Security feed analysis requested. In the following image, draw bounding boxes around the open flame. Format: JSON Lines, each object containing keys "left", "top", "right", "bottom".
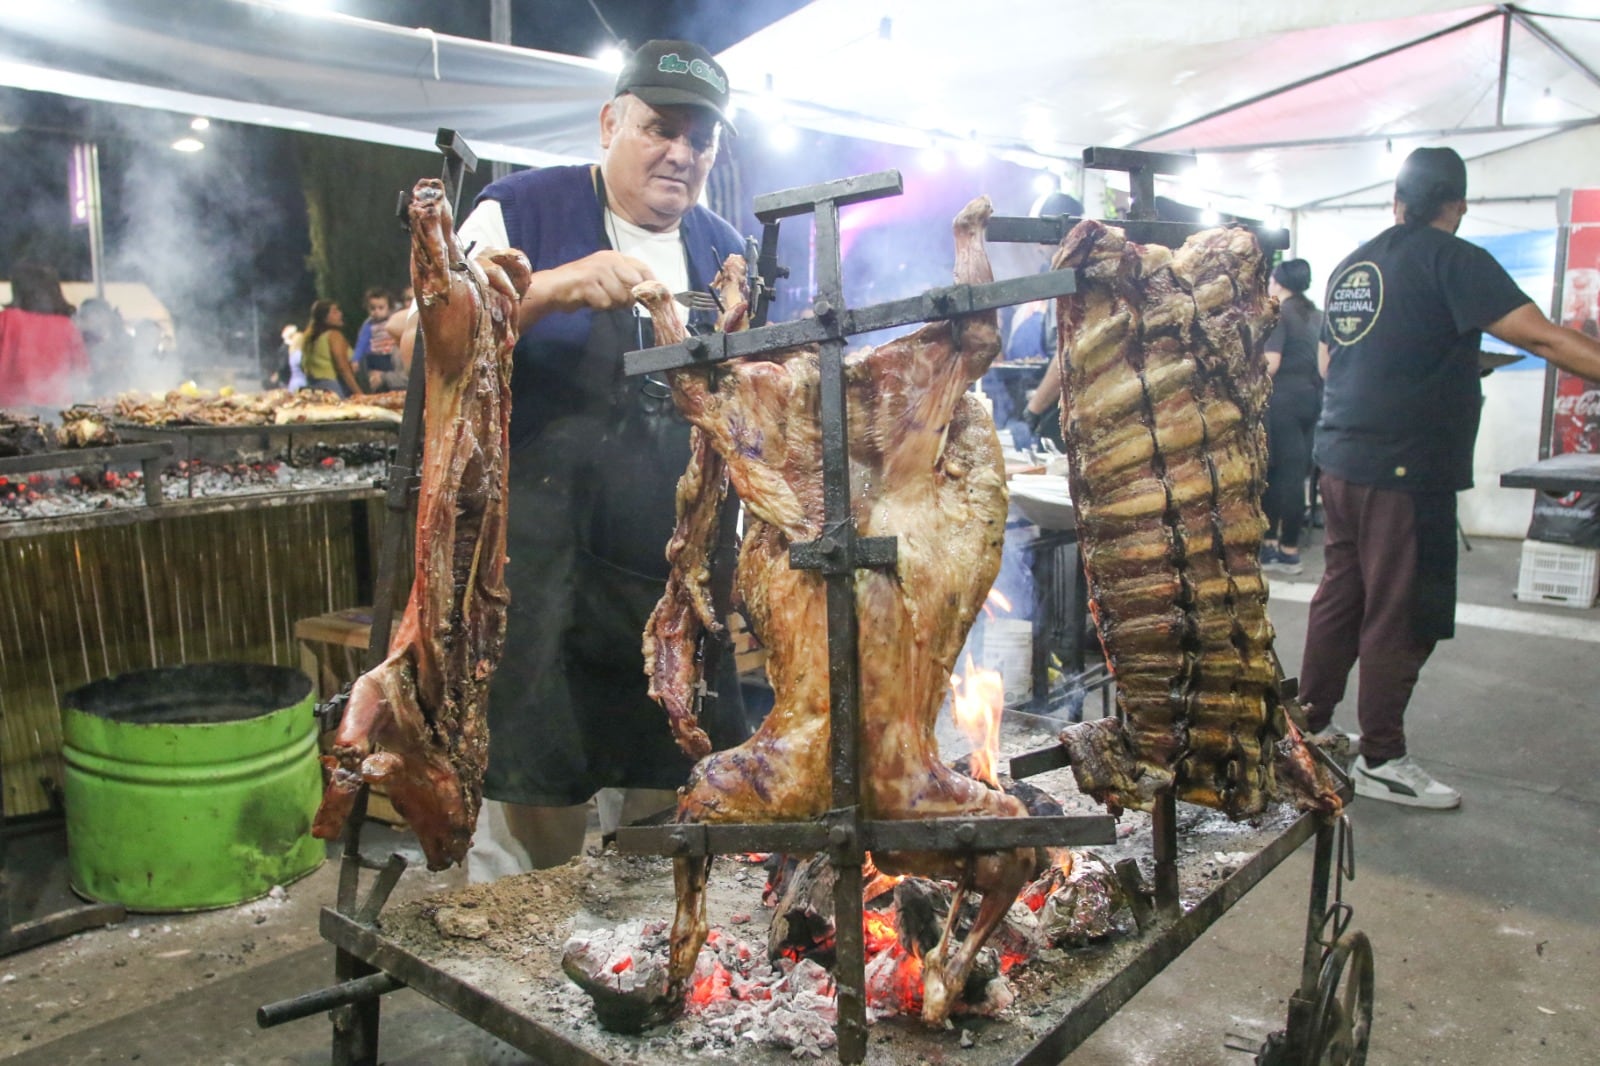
{"left": 983, "top": 587, "right": 1013, "bottom": 620}
{"left": 949, "top": 655, "right": 1005, "bottom": 788}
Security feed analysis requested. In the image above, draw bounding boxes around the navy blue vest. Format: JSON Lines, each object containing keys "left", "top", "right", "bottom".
{"left": 475, "top": 165, "right": 743, "bottom": 447}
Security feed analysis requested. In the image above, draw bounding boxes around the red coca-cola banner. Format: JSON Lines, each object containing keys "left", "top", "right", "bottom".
{"left": 1552, "top": 189, "right": 1600, "bottom": 455}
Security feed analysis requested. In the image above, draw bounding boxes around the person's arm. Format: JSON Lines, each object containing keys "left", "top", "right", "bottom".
{"left": 352, "top": 320, "right": 373, "bottom": 368}
{"left": 1262, "top": 317, "right": 1286, "bottom": 377}
{"left": 394, "top": 197, "right": 655, "bottom": 362}
{"left": 513, "top": 251, "right": 658, "bottom": 331}
{"left": 1317, "top": 341, "right": 1331, "bottom": 380}
{"left": 1025, "top": 357, "right": 1063, "bottom": 417}
{"left": 328, "top": 331, "right": 363, "bottom": 395}
{"left": 375, "top": 325, "right": 413, "bottom": 390}
{"left": 1484, "top": 303, "right": 1600, "bottom": 383}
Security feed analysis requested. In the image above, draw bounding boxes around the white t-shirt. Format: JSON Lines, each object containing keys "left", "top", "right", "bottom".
{"left": 456, "top": 200, "right": 687, "bottom": 326}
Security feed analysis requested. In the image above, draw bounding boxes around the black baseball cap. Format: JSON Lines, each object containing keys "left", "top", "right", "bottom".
{"left": 614, "top": 39, "right": 737, "bottom": 134}
{"left": 1396, "top": 147, "right": 1467, "bottom": 202}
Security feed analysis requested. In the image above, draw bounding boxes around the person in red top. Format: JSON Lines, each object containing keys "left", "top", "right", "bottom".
{"left": 0, "top": 262, "right": 90, "bottom": 408}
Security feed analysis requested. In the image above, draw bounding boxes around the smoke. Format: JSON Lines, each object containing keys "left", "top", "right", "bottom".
{"left": 93, "top": 109, "right": 310, "bottom": 397}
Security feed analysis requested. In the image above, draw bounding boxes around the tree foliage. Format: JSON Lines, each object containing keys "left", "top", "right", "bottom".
{"left": 293, "top": 133, "right": 437, "bottom": 338}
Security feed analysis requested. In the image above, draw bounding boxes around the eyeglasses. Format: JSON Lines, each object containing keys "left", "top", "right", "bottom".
{"left": 632, "top": 120, "right": 718, "bottom": 158}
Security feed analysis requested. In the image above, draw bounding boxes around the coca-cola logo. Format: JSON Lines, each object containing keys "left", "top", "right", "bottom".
{"left": 1552, "top": 389, "right": 1600, "bottom": 417}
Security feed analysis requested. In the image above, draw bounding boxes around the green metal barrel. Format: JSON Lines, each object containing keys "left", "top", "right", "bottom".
{"left": 61, "top": 662, "right": 325, "bottom": 912}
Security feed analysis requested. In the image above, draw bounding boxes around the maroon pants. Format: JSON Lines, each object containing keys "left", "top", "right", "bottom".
{"left": 1298, "top": 474, "right": 1437, "bottom": 762}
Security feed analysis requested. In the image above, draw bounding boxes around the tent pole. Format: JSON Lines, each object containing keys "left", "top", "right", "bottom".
{"left": 489, "top": 0, "right": 512, "bottom": 182}
{"left": 1497, "top": 11, "right": 1512, "bottom": 127}
{"left": 1512, "top": 7, "right": 1600, "bottom": 91}
{"left": 1184, "top": 117, "right": 1600, "bottom": 155}
{"left": 1292, "top": 124, "right": 1588, "bottom": 211}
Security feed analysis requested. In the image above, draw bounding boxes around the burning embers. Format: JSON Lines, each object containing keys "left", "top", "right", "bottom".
{"left": 562, "top": 679, "right": 1134, "bottom": 1048}
{"left": 563, "top": 845, "right": 1131, "bottom": 1047}
{"left": 0, "top": 452, "right": 387, "bottom": 521}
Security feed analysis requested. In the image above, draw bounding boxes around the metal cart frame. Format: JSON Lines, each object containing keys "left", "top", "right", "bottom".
{"left": 260, "top": 141, "right": 1373, "bottom": 1066}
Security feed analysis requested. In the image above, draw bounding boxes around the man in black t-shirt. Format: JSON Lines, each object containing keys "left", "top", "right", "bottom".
{"left": 1301, "top": 147, "right": 1600, "bottom": 809}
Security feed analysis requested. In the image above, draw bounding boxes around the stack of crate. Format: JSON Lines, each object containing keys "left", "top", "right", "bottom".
{"left": 1515, "top": 540, "right": 1599, "bottom": 608}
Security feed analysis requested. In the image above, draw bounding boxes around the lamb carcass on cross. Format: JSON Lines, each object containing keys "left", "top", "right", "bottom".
{"left": 635, "top": 195, "right": 1038, "bottom": 1024}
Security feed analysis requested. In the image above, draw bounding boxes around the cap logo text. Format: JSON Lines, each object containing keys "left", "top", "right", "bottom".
{"left": 657, "top": 53, "right": 727, "bottom": 95}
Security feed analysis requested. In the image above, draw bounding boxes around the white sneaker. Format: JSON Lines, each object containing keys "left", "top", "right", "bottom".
{"left": 1353, "top": 755, "right": 1461, "bottom": 810}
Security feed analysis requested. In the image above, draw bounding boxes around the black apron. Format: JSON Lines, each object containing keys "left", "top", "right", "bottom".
{"left": 1411, "top": 489, "right": 1458, "bottom": 644}
{"left": 484, "top": 206, "right": 747, "bottom": 807}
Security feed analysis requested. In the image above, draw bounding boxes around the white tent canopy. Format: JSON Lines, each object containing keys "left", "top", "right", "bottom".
{"left": 6, "top": 0, "right": 1591, "bottom": 537}
{"left": 0, "top": 0, "right": 612, "bottom": 167}
{"left": 5, "top": 1, "right": 1599, "bottom": 217}
{"left": 720, "top": 1, "right": 1600, "bottom": 222}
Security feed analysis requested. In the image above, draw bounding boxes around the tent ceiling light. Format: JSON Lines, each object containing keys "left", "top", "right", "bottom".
{"left": 1535, "top": 87, "right": 1560, "bottom": 122}
{"left": 171, "top": 136, "right": 204, "bottom": 152}
{"left": 189, "top": 116, "right": 209, "bottom": 131}
{"left": 596, "top": 46, "right": 625, "bottom": 72}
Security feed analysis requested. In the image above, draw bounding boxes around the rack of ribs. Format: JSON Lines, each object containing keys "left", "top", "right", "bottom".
{"left": 311, "top": 178, "right": 531, "bottom": 870}
{"left": 634, "top": 196, "right": 1042, "bottom": 1024}
{"left": 1051, "top": 219, "right": 1340, "bottom": 818}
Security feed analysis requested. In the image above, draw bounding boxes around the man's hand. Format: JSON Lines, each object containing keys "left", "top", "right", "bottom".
{"left": 1486, "top": 303, "right": 1600, "bottom": 383}
{"left": 516, "top": 250, "right": 656, "bottom": 330}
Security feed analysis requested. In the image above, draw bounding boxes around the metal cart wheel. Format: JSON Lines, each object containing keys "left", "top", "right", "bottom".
{"left": 1303, "top": 930, "right": 1374, "bottom": 1066}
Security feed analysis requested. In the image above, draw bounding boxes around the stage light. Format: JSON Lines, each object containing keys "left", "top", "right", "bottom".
{"left": 768, "top": 122, "right": 798, "bottom": 153}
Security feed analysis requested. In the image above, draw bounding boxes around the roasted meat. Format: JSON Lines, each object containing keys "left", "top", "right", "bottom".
{"left": 311, "top": 178, "right": 531, "bottom": 869}
{"left": 641, "top": 267, "right": 751, "bottom": 759}
{"left": 105, "top": 387, "right": 398, "bottom": 427}
{"left": 636, "top": 196, "right": 1039, "bottom": 1024}
{"left": 1051, "top": 220, "right": 1340, "bottom": 818}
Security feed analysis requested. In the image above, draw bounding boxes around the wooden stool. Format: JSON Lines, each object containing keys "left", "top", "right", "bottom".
{"left": 293, "top": 607, "right": 402, "bottom": 825}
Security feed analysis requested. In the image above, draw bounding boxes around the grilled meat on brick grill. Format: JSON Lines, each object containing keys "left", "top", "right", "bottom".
{"left": 1051, "top": 220, "right": 1340, "bottom": 818}
{"left": 634, "top": 196, "right": 1041, "bottom": 1025}
{"left": 311, "top": 178, "right": 530, "bottom": 869}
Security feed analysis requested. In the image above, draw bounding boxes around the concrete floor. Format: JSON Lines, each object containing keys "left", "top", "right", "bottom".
{"left": 2, "top": 536, "right": 1596, "bottom": 1064}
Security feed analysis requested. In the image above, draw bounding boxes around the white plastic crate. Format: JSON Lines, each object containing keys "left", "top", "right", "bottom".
{"left": 1515, "top": 540, "right": 1599, "bottom": 608}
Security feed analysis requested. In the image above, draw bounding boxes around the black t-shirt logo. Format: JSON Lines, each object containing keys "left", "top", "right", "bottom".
{"left": 1327, "top": 260, "right": 1383, "bottom": 346}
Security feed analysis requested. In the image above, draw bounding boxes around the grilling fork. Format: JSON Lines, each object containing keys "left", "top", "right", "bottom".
{"left": 673, "top": 290, "right": 720, "bottom": 312}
